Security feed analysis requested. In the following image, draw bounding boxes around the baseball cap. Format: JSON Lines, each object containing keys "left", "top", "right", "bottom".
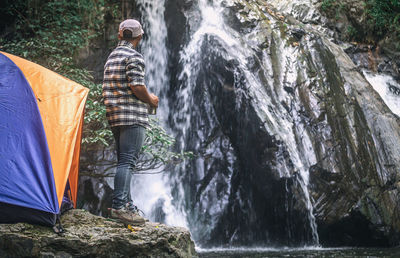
{"left": 119, "top": 19, "right": 144, "bottom": 38}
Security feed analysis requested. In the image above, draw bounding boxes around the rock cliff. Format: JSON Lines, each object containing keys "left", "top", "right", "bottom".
{"left": 266, "top": 0, "right": 400, "bottom": 246}
{"left": 162, "top": 0, "right": 400, "bottom": 246}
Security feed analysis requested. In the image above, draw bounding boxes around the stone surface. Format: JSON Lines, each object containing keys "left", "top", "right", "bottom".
{"left": 268, "top": 0, "right": 399, "bottom": 80}
{"left": 0, "top": 209, "right": 197, "bottom": 258}
{"left": 306, "top": 36, "right": 400, "bottom": 246}
{"left": 163, "top": 0, "right": 400, "bottom": 247}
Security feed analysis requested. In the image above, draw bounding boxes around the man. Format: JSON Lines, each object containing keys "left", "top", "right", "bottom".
{"left": 102, "top": 19, "right": 159, "bottom": 225}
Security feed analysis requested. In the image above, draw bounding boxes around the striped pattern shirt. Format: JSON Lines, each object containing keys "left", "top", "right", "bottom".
{"left": 102, "top": 40, "right": 149, "bottom": 128}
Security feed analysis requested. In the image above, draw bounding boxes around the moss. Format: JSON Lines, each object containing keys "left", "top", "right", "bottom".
{"left": 269, "top": 32, "right": 282, "bottom": 92}
{"left": 321, "top": 0, "right": 335, "bottom": 12}
{"left": 320, "top": 0, "right": 400, "bottom": 50}
{"left": 346, "top": 25, "right": 358, "bottom": 40}
{"left": 279, "top": 22, "right": 288, "bottom": 39}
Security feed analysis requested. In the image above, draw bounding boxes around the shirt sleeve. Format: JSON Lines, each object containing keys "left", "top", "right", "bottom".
{"left": 125, "top": 55, "right": 145, "bottom": 86}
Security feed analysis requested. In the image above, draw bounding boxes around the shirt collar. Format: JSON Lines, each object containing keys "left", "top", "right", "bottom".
{"left": 117, "top": 40, "right": 135, "bottom": 49}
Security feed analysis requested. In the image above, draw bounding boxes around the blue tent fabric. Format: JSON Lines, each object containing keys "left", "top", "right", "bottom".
{"left": 0, "top": 202, "right": 56, "bottom": 226}
{"left": 0, "top": 53, "right": 59, "bottom": 214}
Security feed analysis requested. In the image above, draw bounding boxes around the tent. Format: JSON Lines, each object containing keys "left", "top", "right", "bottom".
{"left": 0, "top": 51, "right": 89, "bottom": 226}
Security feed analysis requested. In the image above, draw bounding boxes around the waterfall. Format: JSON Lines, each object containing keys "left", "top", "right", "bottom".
{"left": 168, "top": 0, "right": 319, "bottom": 245}
{"left": 170, "top": 0, "right": 238, "bottom": 242}
{"left": 129, "top": 0, "right": 188, "bottom": 228}
{"left": 137, "top": 0, "right": 169, "bottom": 118}
{"left": 363, "top": 71, "right": 400, "bottom": 117}
{"left": 133, "top": 0, "right": 324, "bottom": 246}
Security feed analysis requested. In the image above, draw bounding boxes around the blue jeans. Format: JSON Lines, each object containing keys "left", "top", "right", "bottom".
{"left": 111, "top": 125, "right": 146, "bottom": 209}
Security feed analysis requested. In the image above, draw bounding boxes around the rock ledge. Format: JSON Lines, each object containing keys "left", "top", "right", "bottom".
{"left": 0, "top": 209, "right": 197, "bottom": 258}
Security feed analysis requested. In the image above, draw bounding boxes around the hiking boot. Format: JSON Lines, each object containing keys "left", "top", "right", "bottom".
{"left": 126, "top": 202, "right": 149, "bottom": 222}
{"left": 110, "top": 207, "right": 146, "bottom": 226}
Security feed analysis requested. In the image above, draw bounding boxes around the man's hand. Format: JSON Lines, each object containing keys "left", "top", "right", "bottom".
{"left": 130, "top": 85, "right": 159, "bottom": 107}
{"left": 149, "top": 93, "right": 159, "bottom": 107}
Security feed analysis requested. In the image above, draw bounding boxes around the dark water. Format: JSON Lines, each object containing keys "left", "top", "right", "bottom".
{"left": 197, "top": 247, "right": 400, "bottom": 258}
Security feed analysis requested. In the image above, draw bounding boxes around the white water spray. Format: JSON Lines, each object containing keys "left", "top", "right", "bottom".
{"left": 363, "top": 71, "right": 400, "bottom": 117}
{"left": 131, "top": 0, "right": 321, "bottom": 245}
{"left": 175, "top": 0, "right": 319, "bottom": 244}
{"left": 130, "top": 0, "right": 188, "bottom": 228}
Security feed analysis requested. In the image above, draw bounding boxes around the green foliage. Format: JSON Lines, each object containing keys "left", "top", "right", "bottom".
{"left": 321, "top": 0, "right": 346, "bottom": 20}
{"left": 321, "top": 0, "right": 335, "bottom": 12}
{"left": 335, "top": 3, "right": 346, "bottom": 20}
{"left": 0, "top": 0, "right": 192, "bottom": 173}
{"left": 319, "top": 0, "right": 400, "bottom": 48}
{"left": 366, "top": 0, "right": 400, "bottom": 37}
{"left": 0, "top": 0, "right": 108, "bottom": 147}
{"left": 138, "top": 118, "right": 194, "bottom": 173}
{"left": 0, "top": 0, "right": 103, "bottom": 69}
{"left": 80, "top": 118, "right": 194, "bottom": 177}
{"left": 346, "top": 25, "right": 358, "bottom": 40}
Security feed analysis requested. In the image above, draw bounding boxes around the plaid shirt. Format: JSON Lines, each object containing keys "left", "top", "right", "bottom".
{"left": 102, "top": 40, "right": 149, "bottom": 128}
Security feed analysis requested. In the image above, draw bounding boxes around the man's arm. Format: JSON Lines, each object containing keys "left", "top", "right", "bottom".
{"left": 130, "top": 85, "right": 159, "bottom": 107}
{"left": 126, "top": 56, "right": 159, "bottom": 107}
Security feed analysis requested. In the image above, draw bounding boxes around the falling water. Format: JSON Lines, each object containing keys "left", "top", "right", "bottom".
{"left": 129, "top": 0, "right": 188, "bottom": 228}
{"left": 137, "top": 0, "right": 169, "bottom": 119}
{"left": 172, "top": 0, "right": 319, "bottom": 244}
{"left": 129, "top": 0, "right": 331, "bottom": 246}
{"left": 363, "top": 71, "right": 400, "bottom": 117}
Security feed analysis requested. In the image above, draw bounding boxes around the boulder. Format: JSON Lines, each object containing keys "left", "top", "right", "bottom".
{"left": 0, "top": 209, "right": 197, "bottom": 258}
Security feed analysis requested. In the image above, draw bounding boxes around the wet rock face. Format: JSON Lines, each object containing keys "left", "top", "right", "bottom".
{"left": 318, "top": 0, "right": 366, "bottom": 41}
{"left": 163, "top": 0, "right": 400, "bottom": 247}
{"left": 304, "top": 37, "right": 400, "bottom": 246}
{"left": 343, "top": 43, "right": 400, "bottom": 82}
{"left": 164, "top": 0, "right": 316, "bottom": 246}
{"left": 267, "top": 0, "right": 400, "bottom": 82}
{"left": 0, "top": 209, "right": 197, "bottom": 258}
{"left": 190, "top": 37, "right": 314, "bottom": 246}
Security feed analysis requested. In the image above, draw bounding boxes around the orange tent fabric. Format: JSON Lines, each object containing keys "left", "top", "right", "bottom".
{"left": 1, "top": 51, "right": 89, "bottom": 208}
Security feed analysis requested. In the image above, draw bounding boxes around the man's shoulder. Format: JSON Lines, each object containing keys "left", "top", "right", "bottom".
{"left": 126, "top": 49, "right": 144, "bottom": 61}
{"left": 115, "top": 46, "right": 142, "bottom": 57}
{"left": 105, "top": 47, "right": 141, "bottom": 65}
{"left": 125, "top": 51, "right": 145, "bottom": 67}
